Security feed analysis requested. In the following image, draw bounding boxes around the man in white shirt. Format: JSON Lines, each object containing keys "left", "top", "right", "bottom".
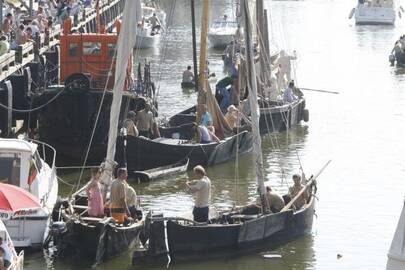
{"left": 186, "top": 165, "right": 211, "bottom": 222}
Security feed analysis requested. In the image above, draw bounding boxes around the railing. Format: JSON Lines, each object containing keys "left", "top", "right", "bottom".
{"left": 0, "top": 0, "right": 126, "bottom": 82}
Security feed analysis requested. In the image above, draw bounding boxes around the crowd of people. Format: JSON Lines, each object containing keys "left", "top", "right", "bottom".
{"left": 0, "top": 0, "right": 94, "bottom": 57}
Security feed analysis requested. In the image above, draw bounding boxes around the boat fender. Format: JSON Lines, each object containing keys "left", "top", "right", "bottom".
{"left": 348, "top": 8, "right": 355, "bottom": 19}
{"left": 303, "top": 109, "right": 309, "bottom": 122}
{"left": 389, "top": 54, "right": 396, "bottom": 65}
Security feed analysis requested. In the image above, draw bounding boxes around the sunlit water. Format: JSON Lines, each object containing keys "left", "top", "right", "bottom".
{"left": 25, "top": 0, "right": 405, "bottom": 269}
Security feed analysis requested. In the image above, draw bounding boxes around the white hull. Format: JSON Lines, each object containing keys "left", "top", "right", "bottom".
{"left": 135, "top": 33, "right": 160, "bottom": 49}
{"left": 208, "top": 34, "right": 235, "bottom": 48}
{"left": 355, "top": 6, "right": 396, "bottom": 25}
{"left": 4, "top": 216, "right": 49, "bottom": 248}
{"left": 387, "top": 256, "right": 405, "bottom": 270}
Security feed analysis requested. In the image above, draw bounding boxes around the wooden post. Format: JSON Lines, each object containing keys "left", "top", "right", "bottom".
{"left": 191, "top": 0, "right": 198, "bottom": 92}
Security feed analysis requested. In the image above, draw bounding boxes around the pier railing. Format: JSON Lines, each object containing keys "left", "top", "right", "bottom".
{"left": 0, "top": 0, "right": 125, "bottom": 82}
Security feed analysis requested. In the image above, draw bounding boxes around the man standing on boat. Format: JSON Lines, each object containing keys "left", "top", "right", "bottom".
{"left": 186, "top": 166, "right": 211, "bottom": 223}
{"left": 110, "top": 168, "right": 131, "bottom": 224}
{"left": 136, "top": 103, "right": 154, "bottom": 138}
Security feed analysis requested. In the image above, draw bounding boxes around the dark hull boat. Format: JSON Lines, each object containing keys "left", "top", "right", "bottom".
{"left": 52, "top": 193, "right": 144, "bottom": 265}
{"left": 35, "top": 87, "right": 150, "bottom": 165}
{"left": 167, "top": 97, "right": 308, "bottom": 135}
{"left": 133, "top": 185, "right": 316, "bottom": 263}
{"left": 115, "top": 130, "right": 253, "bottom": 171}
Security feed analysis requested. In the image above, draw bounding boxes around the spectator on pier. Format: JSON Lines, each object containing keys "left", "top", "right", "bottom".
{"left": 2, "top": 13, "right": 13, "bottom": 36}
{"left": 186, "top": 165, "right": 212, "bottom": 223}
{"left": 85, "top": 167, "right": 104, "bottom": 217}
{"left": 14, "top": 24, "right": 27, "bottom": 48}
{"left": 288, "top": 174, "right": 309, "bottom": 210}
{"left": 25, "top": 27, "right": 34, "bottom": 40}
{"left": 0, "top": 36, "right": 10, "bottom": 56}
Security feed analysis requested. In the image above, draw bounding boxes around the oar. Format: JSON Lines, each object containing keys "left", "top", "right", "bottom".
{"left": 281, "top": 160, "right": 332, "bottom": 212}
{"left": 300, "top": 88, "right": 339, "bottom": 95}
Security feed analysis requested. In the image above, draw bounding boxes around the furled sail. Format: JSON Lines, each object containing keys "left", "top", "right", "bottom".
{"left": 100, "top": 0, "right": 142, "bottom": 189}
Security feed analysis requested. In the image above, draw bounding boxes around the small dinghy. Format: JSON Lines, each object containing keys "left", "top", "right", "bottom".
{"left": 130, "top": 158, "right": 189, "bottom": 182}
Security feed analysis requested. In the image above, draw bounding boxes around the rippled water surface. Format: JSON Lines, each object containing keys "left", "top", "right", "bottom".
{"left": 25, "top": 0, "right": 405, "bottom": 269}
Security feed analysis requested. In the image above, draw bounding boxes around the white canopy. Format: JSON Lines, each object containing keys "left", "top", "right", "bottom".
{"left": 387, "top": 198, "right": 405, "bottom": 270}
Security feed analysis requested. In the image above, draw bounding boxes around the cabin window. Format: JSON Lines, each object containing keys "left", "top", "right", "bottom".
{"left": 69, "top": 43, "right": 79, "bottom": 57}
{"left": 83, "top": 42, "right": 102, "bottom": 56}
{"left": 0, "top": 154, "right": 21, "bottom": 186}
{"left": 108, "top": 43, "right": 116, "bottom": 58}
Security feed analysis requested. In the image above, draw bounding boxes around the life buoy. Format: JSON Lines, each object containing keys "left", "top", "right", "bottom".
{"left": 348, "top": 8, "right": 355, "bottom": 19}
{"left": 303, "top": 109, "right": 309, "bottom": 122}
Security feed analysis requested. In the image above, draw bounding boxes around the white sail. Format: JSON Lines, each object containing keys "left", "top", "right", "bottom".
{"left": 387, "top": 198, "right": 405, "bottom": 270}
{"left": 101, "top": 0, "right": 142, "bottom": 188}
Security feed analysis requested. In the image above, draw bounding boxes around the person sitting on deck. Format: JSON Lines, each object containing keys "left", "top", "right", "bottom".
{"left": 123, "top": 111, "right": 139, "bottom": 137}
{"left": 148, "top": 13, "right": 161, "bottom": 32}
{"left": 0, "top": 36, "right": 10, "bottom": 56}
{"left": 288, "top": 174, "right": 309, "bottom": 210}
{"left": 200, "top": 104, "right": 216, "bottom": 133}
{"left": 186, "top": 165, "right": 212, "bottom": 223}
{"left": 110, "top": 168, "right": 131, "bottom": 224}
{"left": 85, "top": 167, "right": 105, "bottom": 217}
{"left": 264, "top": 186, "right": 285, "bottom": 213}
{"left": 136, "top": 103, "right": 154, "bottom": 138}
{"left": 224, "top": 105, "right": 251, "bottom": 133}
{"left": 283, "top": 81, "right": 297, "bottom": 104}
{"left": 182, "top": 66, "right": 194, "bottom": 84}
{"left": 192, "top": 122, "right": 220, "bottom": 144}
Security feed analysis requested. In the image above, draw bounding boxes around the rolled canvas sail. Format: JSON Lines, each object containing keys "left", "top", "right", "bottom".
{"left": 387, "top": 198, "right": 405, "bottom": 270}
{"left": 101, "top": 0, "right": 142, "bottom": 187}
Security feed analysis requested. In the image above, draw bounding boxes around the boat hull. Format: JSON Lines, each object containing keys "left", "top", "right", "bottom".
{"left": 116, "top": 131, "right": 253, "bottom": 171}
{"left": 355, "top": 6, "right": 396, "bottom": 25}
{"left": 208, "top": 34, "right": 235, "bottom": 48}
{"left": 135, "top": 34, "right": 160, "bottom": 49}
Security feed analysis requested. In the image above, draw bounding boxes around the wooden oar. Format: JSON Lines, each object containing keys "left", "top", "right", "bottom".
{"left": 300, "top": 88, "right": 339, "bottom": 95}
{"left": 281, "top": 160, "right": 332, "bottom": 212}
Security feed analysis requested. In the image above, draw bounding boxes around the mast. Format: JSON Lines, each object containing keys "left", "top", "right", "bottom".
{"left": 257, "top": 0, "right": 267, "bottom": 86}
{"left": 100, "top": 0, "right": 142, "bottom": 193}
{"left": 243, "top": 0, "right": 267, "bottom": 212}
{"left": 191, "top": 0, "right": 199, "bottom": 91}
{"left": 196, "top": 0, "right": 210, "bottom": 122}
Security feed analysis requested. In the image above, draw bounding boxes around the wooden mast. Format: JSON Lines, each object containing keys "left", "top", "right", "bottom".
{"left": 191, "top": 0, "right": 199, "bottom": 91}
{"left": 196, "top": 0, "right": 210, "bottom": 123}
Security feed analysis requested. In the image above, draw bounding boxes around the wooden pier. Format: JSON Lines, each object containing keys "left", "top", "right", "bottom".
{"left": 0, "top": 0, "right": 125, "bottom": 82}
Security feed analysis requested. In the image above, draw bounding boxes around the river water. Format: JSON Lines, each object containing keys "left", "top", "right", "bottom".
{"left": 25, "top": 0, "right": 405, "bottom": 269}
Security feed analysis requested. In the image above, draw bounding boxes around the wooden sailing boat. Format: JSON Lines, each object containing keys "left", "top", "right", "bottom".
{"left": 132, "top": 0, "right": 323, "bottom": 263}
{"left": 50, "top": 1, "right": 145, "bottom": 265}
{"left": 116, "top": 0, "right": 253, "bottom": 172}
{"left": 167, "top": 0, "right": 309, "bottom": 135}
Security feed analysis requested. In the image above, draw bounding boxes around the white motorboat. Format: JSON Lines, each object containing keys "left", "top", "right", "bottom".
{"left": 349, "top": 0, "right": 396, "bottom": 25}
{"left": 0, "top": 138, "right": 58, "bottom": 249}
{"left": 387, "top": 197, "right": 405, "bottom": 270}
{"left": 135, "top": 23, "right": 160, "bottom": 49}
{"left": 208, "top": 17, "right": 238, "bottom": 48}
{"left": 0, "top": 219, "right": 24, "bottom": 270}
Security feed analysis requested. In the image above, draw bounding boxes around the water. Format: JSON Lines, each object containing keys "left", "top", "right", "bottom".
{"left": 26, "top": 0, "right": 405, "bottom": 269}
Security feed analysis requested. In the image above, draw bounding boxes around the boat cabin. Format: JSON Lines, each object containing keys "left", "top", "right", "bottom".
{"left": 0, "top": 139, "right": 55, "bottom": 202}
{"left": 60, "top": 18, "right": 132, "bottom": 90}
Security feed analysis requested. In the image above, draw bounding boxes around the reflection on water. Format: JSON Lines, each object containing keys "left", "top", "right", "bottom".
{"left": 25, "top": 0, "right": 405, "bottom": 269}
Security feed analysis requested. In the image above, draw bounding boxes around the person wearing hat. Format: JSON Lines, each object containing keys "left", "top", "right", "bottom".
{"left": 186, "top": 165, "right": 211, "bottom": 222}
{"left": 224, "top": 105, "right": 251, "bottom": 133}
{"left": 110, "top": 168, "right": 130, "bottom": 224}
{"left": 288, "top": 174, "right": 308, "bottom": 210}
